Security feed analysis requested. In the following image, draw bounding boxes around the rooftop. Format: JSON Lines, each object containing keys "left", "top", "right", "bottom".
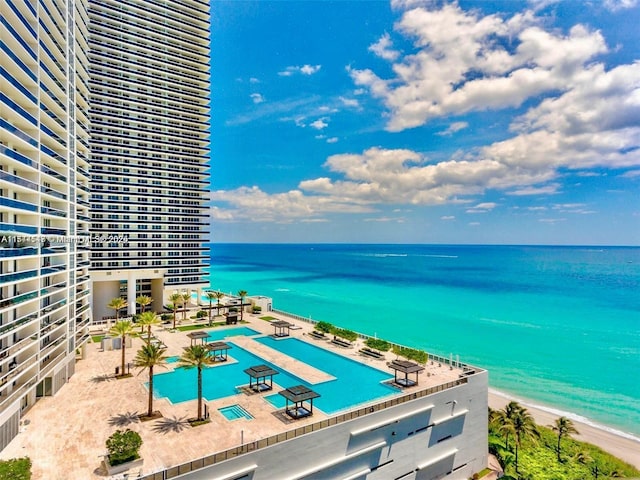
{"left": 0, "top": 310, "right": 476, "bottom": 479}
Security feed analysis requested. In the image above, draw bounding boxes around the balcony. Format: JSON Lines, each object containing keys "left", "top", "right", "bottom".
{"left": 0, "top": 247, "right": 38, "bottom": 258}
{"left": 0, "top": 337, "right": 36, "bottom": 361}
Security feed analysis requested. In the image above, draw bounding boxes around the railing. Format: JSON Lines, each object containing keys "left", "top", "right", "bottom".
{"left": 140, "top": 377, "right": 468, "bottom": 480}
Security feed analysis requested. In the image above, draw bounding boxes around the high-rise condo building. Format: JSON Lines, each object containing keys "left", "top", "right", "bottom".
{"left": 0, "top": 0, "right": 92, "bottom": 449}
{"left": 87, "top": 0, "right": 211, "bottom": 320}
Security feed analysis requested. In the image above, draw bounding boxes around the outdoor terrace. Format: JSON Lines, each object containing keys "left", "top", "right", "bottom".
{"left": 0, "top": 310, "right": 477, "bottom": 479}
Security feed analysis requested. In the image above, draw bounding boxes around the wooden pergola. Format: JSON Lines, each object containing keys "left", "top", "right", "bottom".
{"left": 206, "top": 341, "right": 231, "bottom": 362}
{"left": 388, "top": 360, "right": 425, "bottom": 387}
{"left": 271, "top": 320, "right": 292, "bottom": 338}
{"left": 244, "top": 364, "right": 279, "bottom": 392}
{"left": 279, "top": 385, "right": 320, "bottom": 419}
{"left": 186, "top": 331, "right": 209, "bottom": 346}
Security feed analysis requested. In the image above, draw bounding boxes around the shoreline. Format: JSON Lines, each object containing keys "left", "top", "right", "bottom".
{"left": 488, "top": 389, "right": 640, "bottom": 469}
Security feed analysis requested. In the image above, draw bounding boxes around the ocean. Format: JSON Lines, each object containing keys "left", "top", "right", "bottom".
{"left": 208, "top": 243, "right": 640, "bottom": 439}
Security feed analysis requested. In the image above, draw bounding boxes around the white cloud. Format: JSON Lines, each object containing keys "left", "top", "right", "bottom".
{"left": 527, "top": 206, "right": 547, "bottom": 211}
{"left": 369, "top": 33, "right": 400, "bottom": 61}
{"left": 364, "top": 216, "right": 405, "bottom": 223}
{"left": 249, "top": 77, "right": 260, "bottom": 83}
{"left": 441, "top": 215, "right": 455, "bottom": 220}
{"left": 339, "top": 96, "right": 360, "bottom": 108}
{"left": 250, "top": 93, "right": 265, "bottom": 104}
{"left": 310, "top": 118, "right": 329, "bottom": 130}
{"left": 621, "top": 169, "right": 640, "bottom": 178}
{"left": 539, "top": 218, "right": 566, "bottom": 223}
{"left": 326, "top": 137, "right": 339, "bottom": 144}
{"left": 604, "top": 0, "right": 638, "bottom": 11}
{"left": 466, "top": 202, "right": 497, "bottom": 213}
{"left": 437, "top": 121, "right": 469, "bottom": 136}
{"left": 279, "top": 64, "right": 322, "bottom": 76}
{"left": 468, "top": 222, "right": 481, "bottom": 226}
{"left": 507, "top": 184, "right": 561, "bottom": 196}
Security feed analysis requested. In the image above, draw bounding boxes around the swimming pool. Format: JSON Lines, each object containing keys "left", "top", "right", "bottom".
{"left": 206, "top": 326, "right": 259, "bottom": 341}
{"left": 219, "top": 404, "right": 253, "bottom": 421}
{"left": 151, "top": 337, "right": 397, "bottom": 413}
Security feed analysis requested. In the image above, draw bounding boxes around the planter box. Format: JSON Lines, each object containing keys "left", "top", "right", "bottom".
{"left": 102, "top": 457, "right": 143, "bottom": 476}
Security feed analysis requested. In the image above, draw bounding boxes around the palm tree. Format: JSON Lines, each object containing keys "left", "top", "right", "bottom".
{"left": 107, "top": 297, "right": 128, "bottom": 330}
{"left": 551, "top": 416, "right": 579, "bottom": 462}
{"left": 181, "top": 292, "right": 191, "bottom": 321}
{"left": 178, "top": 345, "right": 214, "bottom": 421}
{"left": 133, "top": 343, "right": 168, "bottom": 417}
{"left": 498, "top": 401, "right": 524, "bottom": 451}
{"left": 214, "top": 291, "right": 225, "bottom": 316}
{"left": 511, "top": 406, "right": 539, "bottom": 474}
{"left": 237, "top": 290, "right": 247, "bottom": 321}
{"left": 205, "top": 291, "right": 216, "bottom": 326}
{"left": 136, "top": 295, "right": 152, "bottom": 314}
{"left": 110, "top": 320, "right": 134, "bottom": 377}
{"left": 169, "top": 293, "right": 183, "bottom": 329}
{"left": 138, "top": 311, "right": 161, "bottom": 341}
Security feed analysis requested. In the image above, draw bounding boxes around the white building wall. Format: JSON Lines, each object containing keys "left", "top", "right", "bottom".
{"left": 147, "top": 372, "right": 488, "bottom": 480}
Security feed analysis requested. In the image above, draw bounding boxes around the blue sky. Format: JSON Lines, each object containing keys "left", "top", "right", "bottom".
{"left": 209, "top": 0, "right": 640, "bottom": 245}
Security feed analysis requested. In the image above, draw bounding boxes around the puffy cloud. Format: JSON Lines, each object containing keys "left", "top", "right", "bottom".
{"left": 604, "top": 0, "right": 638, "bottom": 11}
{"left": 339, "top": 96, "right": 360, "bottom": 108}
{"left": 279, "top": 64, "right": 322, "bottom": 76}
{"left": 326, "top": 137, "right": 339, "bottom": 143}
{"left": 441, "top": 215, "right": 455, "bottom": 220}
{"left": 466, "top": 202, "right": 497, "bottom": 213}
{"left": 310, "top": 118, "right": 329, "bottom": 130}
{"left": 250, "top": 93, "right": 265, "bottom": 104}
{"left": 369, "top": 33, "right": 400, "bottom": 61}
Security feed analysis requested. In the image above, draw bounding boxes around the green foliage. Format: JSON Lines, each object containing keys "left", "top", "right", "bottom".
{"left": 259, "top": 316, "right": 277, "bottom": 322}
{"left": 196, "top": 310, "right": 208, "bottom": 318}
{"left": 334, "top": 328, "right": 358, "bottom": 342}
{"left": 315, "top": 321, "right": 333, "bottom": 334}
{"left": 160, "top": 313, "right": 172, "bottom": 321}
{"left": 0, "top": 457, "right": 31, "bottom": 480}
{"left": 176, "top": 322, "right": 224, "bottom": 331}
{"left": 365, "top": 338, "right": 391, "bottom": 352}
{"left": 392, "top": 345, "right": 428, "bottom": 363}
{"left": 252, "top": 305, "right": 262, "bottom": 313}
{"left": 489, "top": 408, "right": 640, "bottom": 480}
{"left": 105, "top": 429, "right": 142, "bottom": 466}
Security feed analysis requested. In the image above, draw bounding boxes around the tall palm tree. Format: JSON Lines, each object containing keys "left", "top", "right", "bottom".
{"left": 551, "top": 416, "right": 579, "bottom": 462}
{"left": 214, "top": 291, "right": 225, "bottom": 316}
{"left": 133, "top": 343, "right": 168, "bottom": 417}
{"left": 110, "top": 320, "right": 134, "bottom": 377}
{"left": 138, "top": 311, "right": 161, "bottom": 341}
{"left": 136, "top": 295, "right": 152, "bottom": 314}
{"left": 107, "top": 297, "right": 128, "bottom": 330}
{"left": 205, "top": 291, "right": 217, "bottom": 326}
{"left": 181, "top": 292, "right": 191, "bottom": 321}
{"left": 237, "top": 290, "right": 247, "bottom": 321}
{"left": 178, "top": 345, "right": 214, "bottom": 421}
{"left": 498, "top": 401, "right": 524, "bottom": 451}
{"left": 511, "top": 406, "right": 539, "bottom": 474}
{"left": 169, "top": 293, "right": 183, "bottom": 329}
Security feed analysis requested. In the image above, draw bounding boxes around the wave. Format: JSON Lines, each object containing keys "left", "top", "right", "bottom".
{"left": 419, "top": 254, "right": 459, "bottom": 258}
{"left": 489, "top": 388, "right": 640, "bottom": 443}
{"left": 274, "top": 288, "right": 290, "bottom": 292}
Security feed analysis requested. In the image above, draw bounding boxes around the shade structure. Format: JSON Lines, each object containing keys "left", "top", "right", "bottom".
{"left": 206, "top": 341, "right": 231, "bottom": 362}
{"left": 244, "top": 364, "right": 279, "bottom": 392}
{"left": 271, "top": 320, "right": 292, "bottom": 338}
{"left": 278, "top": 385, "right": 320, "bottom": 419}
{"left": 388, "top": 360, "right": 425, "bottom": 387}
{"left": 186, "top": 331, "right": 209, "bottom": 346}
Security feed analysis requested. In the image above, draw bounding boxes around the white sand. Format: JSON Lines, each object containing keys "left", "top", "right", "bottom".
{"left": 488, "top": 390, "right": 640, "bottom": 470}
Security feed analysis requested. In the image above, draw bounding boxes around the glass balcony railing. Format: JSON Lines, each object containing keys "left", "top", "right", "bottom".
{"left": 0, "top": 197, "right": 38, "bottom": 212}
{"left": 0, "top": 269, "right": 38, "bottom": 283}
{"left": 0, "top": 118, "right": 37, "bottom": 148}
{"left": 0, "top": 223, "right": 37, "bottom": 235}
{"left": 0, "top": 170, "right": 38, "bottom": 191}
{"left": 0, "top": 247, "right": 38, "bottom": 258}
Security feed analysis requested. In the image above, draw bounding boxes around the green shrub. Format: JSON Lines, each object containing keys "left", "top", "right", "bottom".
{"left": 315, "top": 321, "right": 333, "bottom": 334}
{"left": 160, "top": 313, "right": 172, "bottom": 322}
{"left": 334, "top": 328, "right": 358, "bottom": 342}
{"left": 365, "top": 338, "right": 391, "bottom": 352}
{"left": 0, "top": 457, "right": 31, "bottom": 480}
{"left": 392, "top": 345, "right": 428, "bottom": 364}
{"left": 196, "top": 310, "right": 208, "bottom": 318}
{"left": 252, "top": 305, "right": 262, "bottom": 313}
{"left": 105, "top": 429, "right": 142, "bottom": 466}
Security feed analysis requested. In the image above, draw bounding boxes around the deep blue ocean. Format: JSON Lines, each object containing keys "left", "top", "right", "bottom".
{"left": 208, "top": 244, "right": 640, "bottom": 438}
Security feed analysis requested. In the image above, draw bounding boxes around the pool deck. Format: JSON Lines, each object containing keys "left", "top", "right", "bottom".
{"left": 0, "top": 312, "right": 465, "bottom": 480}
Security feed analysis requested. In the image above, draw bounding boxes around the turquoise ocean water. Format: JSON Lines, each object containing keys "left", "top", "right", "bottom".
{"left": 208, "top": 244, "right": 640, "bottom": 439}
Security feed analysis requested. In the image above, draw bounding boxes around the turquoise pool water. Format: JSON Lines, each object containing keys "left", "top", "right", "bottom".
{"left": 151, "top": 337, "right": 397, "bottom": 413}
{"left": 219, "top": 404, "right": 254, "bottom": 420}
{"left": 206, "top": 326, "right": 259, "bottom": 341}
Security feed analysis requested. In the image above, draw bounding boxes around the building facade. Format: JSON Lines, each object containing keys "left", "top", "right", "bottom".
{"left": 0, "top": 0, "right": 92, "bottom": 450}
{"left": 87, "top": 0, "right": 211, "bottom": 320}
{"left": 141, "top": 371, "right": 489, "bottom": 480}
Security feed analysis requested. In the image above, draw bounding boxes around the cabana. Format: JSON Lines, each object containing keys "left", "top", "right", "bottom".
{"left": 278, "top": 385, "right": 320, "bottom": 419}
{"left": 206, "top": 341, "right": 231, "bottom": 362}
{"left": 225, "top": 312, "right": 238, "bottom": 325}
{"left": 271, "top": 320, "right": 292, "bottom": 338}
{"left": 244, "top": 364, "right": 279, "bottom": 392}
{"left": 186, "top": 331, "right": 209, "bottom": 346}
{"left": 388, "top": 360, "right": 425, "bottom": 387}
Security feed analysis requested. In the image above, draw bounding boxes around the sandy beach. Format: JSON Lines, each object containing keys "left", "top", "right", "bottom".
{"left": 489, "top": 390, "right": 640, "bottom": 470}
